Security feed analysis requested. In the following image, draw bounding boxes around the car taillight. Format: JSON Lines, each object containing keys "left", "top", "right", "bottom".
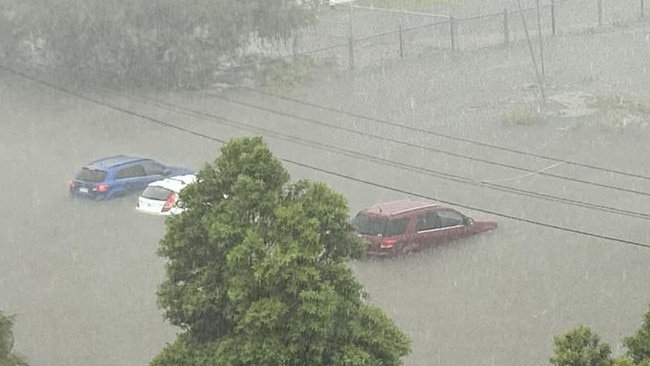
{"left": 94, "top": 183, "right": 109, "bottom": 192}
{"left": 162, "top": 193, "right": 178, "bottom": 213}
{"left": 380, "top": 238, "right": 397, "bottom": 249}
{"left": 68, "top": 180, "right": 75, "bottom": 187}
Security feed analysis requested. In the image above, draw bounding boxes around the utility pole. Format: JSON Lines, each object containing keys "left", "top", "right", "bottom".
{"left": 348, "top": 1, "right": 353, "bottom": 37}
{"left": 517, "top": 0, "right": 546, "bottom": 104}
{"left": 536, "top": 0, "right": 545, "bottom": 79}
{"left": 348, "top": 1, "right": 354, "bottom": 69}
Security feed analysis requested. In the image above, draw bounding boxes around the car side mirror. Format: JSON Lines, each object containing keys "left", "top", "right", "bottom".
{"left": 465, "top": 217, "right": 474, "bottom": 226}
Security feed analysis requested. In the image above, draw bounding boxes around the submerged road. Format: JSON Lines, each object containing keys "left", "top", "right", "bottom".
{"left": 2, "top": 24, "right": 650, "bottom": 365}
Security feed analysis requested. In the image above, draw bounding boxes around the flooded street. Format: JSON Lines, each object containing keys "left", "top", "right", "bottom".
{"left": 2, "top": 17, "right": 650, "bottom": 366}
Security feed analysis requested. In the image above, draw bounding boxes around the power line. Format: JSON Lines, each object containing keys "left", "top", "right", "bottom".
{"left": 129, "top": 93, "right": 650, "bottom": 221}
{"left": 287, "top": 159, "right": 650, "bottom": 250}
{"left": 233, "top": 86, "right": 650, "bottom": 182}
{"left": 201, "top": 91, "right": 650, "bottom": 197}
{"left": 0, "top": 65, "right": 223, "bottom": 144}
{"left": 2, "top": 64, "right": 648, "bottom": 249}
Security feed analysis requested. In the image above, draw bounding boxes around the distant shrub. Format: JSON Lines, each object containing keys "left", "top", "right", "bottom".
{"left": 501, "top": 105, "right": 543, "bottom": 126}
{"left": 258, "top": 56, "right": 318, "bottom": 93}
{"left": 0, "top": 0, "right": 320, "bottom": 90}
{"left": 587, "top": 93, "right": 650, "bottom": 116}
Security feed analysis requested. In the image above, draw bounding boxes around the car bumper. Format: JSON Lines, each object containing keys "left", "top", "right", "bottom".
{"left": 135, "top": 207, "right": 170, "bottom": 216}
{"left": 69, "top": 189, "right": 108, "bottom": 200}
{"left": 365, "top": 248, "right": 398, "bottom": 259}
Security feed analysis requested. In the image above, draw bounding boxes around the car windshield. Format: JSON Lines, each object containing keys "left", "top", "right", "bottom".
{"left": 352, "top": 213, "right": 387, "bottom": 236}
{"left": 142, "top": 186, "right": 174, "bottom": 201}
{"left": 75, "top": 167, "right": 107, "bottom": 183}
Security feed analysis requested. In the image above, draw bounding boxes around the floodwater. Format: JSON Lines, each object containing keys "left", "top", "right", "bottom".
{"left": 2, "top": 15, "right": 650, "bottom": 366}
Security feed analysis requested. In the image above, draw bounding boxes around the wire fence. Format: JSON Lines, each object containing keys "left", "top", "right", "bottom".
{"left": 239, "top": 0, "right": 648, "bottom": 72}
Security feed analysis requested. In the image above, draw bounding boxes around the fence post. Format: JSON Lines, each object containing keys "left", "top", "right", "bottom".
{"left": 503, "top": 9, "right": 509, "bottom": 46}
{"left": 348, "top": 0, "right": 354, "bottom": 69}
{"left": 597, "top": 0, "right": 603, "bottom": 26}
{"left": 348, "top": 37, "right": 355, "bottom": 69}
{"left": 551, "top": 0, "right": 556, "bottom": 35}
{"left": 641, "top": 0, "right": 645, "bottom": 18}
{"left": 398, "top": 25, "right": 404, "bottom": 58}
{"left": 449, "top": 16, "right": 456, "bottom": 51}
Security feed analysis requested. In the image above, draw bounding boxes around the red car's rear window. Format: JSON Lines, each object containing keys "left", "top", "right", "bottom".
{"left": 352, "top": 213, "right": 387, "bottom": 236}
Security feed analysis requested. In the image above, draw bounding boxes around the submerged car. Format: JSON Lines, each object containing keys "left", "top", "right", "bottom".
{"left": 135, "top": 174, "right": 196, "bottom": 216}
{"left": 69, "top": 155, "right": 194, "bottom": 200}
{"left": 352, "top": 199, "right": 497, "bottom": 258}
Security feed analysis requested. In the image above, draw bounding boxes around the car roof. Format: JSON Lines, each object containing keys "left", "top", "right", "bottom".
{"left": 147, "top": 174, "right": 196, "bottom": 192}
{"left": 86, "top": 155, "right": 150, "bottom": 170}
{"left": 361, "top": 199, "right": 442, "bottom": 217}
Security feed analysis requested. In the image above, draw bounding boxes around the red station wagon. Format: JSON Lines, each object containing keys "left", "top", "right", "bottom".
{"left": 352, "top": 199, "right": 497, "bottom": 258}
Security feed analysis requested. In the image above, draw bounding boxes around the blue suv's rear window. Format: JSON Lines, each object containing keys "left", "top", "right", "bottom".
{"left": 76, "top": 167, "right": 107, "bottom": 183}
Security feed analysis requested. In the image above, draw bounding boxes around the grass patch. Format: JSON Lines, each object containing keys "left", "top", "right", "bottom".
{"left": 257, "top": 56, "right": 317, "bottom": 94}
{"left": 501, "top": 105, "right": 543, "bottom": 126}
{"left": 586, "top": 93, "right": 650, "bottom": 116}
{"left": 585, "top": 93, "right": 650, "bottom": 133}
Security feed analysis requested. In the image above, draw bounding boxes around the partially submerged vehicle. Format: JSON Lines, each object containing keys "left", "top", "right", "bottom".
{"left": 352, "top": 199, "right": 497, "bottom": 258}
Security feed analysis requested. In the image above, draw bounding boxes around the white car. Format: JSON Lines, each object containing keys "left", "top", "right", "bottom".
{"left": 135, "top": 174, "right": 196, "bottom": 216}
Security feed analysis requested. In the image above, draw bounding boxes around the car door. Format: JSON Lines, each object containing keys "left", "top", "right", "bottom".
{"left": 414, "top": 209, "right": 445, "bottom": 251}
{"left": 140, "top": 160, "right": 166, "bottom": 181}
{"left": 415, "top": 209, "right": 468, "bottom": 250}
{"left": 130, "top": 164, "right": 150, "bottom": 190}
{"left": 115, "top": 165, "right": 148, "bottom": 193}
{"left": 435, "top": 209, "right": 468, "bottom": 243}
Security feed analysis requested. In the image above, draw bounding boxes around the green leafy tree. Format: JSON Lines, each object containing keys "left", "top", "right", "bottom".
{"left": 612, "top": 357, "right": 650, "bottom": 366}
{"left": 550, "top": 325, "right": 613, "bottom": 366}
{"left": 0, "top": 0, "right": 320, "bottom": 89}
{"left": 624, "top": 305, "right": 650, "bottom": 363}
{"left": 152, "top": 136, "right": 411, "bottom": 366}
{"left": 551, "top": 305, "right": 650, "bottom": 366}
{"left": 0, "top": 312, "right": 29, "bottom": 366}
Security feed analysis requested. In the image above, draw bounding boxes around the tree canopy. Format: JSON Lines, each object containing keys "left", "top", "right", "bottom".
{"left": 0, "top": 312, "right": 28, "bottom": 366}
{"left": 551, "top": 305, "right": 650, "bottom": 366}
{"left": 550, "top": 325, "right": 613, "bottom": 366}
{"left": 624, "top": 306, "right": 650, "bottom": 364}
{"left": 0, "top": 0, "right": 321, "bottom": 89}
{"left": 152, "top": 136, "right": 411, "bottom": 365}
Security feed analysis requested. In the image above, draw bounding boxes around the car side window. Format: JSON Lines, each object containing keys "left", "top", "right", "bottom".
{"left": 115, "top": 167, "right": 128, "bottom": 180}
{"left": 416, "top": 211, "right": 442, "bottom": 231}
{"left": 115, "top": 165, "right": 146, "bottom": 179}
{"left": 437, "top": 210, "right": 464, "bottom": 228}
{"left": 141, "top": 160, "right": 166, "bottom": 176}
{"left": 385, "top": 217, "right": 409, "bottom": 237}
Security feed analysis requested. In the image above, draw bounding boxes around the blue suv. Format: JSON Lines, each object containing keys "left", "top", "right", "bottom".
{"left": 69, "top": 155, "right": 194, "bottom": 200}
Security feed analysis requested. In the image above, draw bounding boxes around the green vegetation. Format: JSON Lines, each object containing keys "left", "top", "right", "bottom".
{"left": 550, "top": 326, "right": 613, "bottom": 366}
{"left": 151, "top": 136, "right": 411, "bottom": 365}
{"left": 0, "top": 312, "right": 29, "bottom": 366}
{"left": 0, "top": 0, "right": 321, "bottom": 90}
{"left": 551, "top": 305, "right": 650, "bottom": 366}
{"left": 587, "top": 93, "right": 650, "bottom": 117}
{"left": 258, "top": 56, "right": 318, "bottom": 94}
{"left": 501, "top": 105, "right": 543, "bottom": 126}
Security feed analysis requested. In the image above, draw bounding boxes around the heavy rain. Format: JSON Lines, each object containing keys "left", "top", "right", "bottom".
{"left": 1, "top": 0, "right": 650, "bottom": 365}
